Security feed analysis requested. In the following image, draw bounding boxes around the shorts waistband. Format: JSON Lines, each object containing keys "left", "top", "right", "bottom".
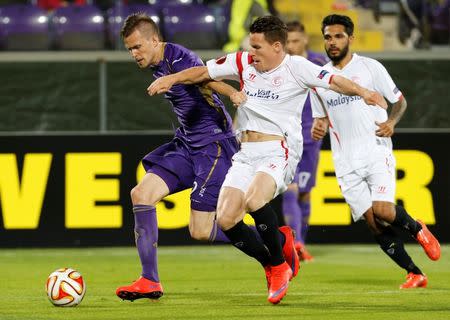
{"left": 240, "top": 140, "right": 286, "bottom": 149}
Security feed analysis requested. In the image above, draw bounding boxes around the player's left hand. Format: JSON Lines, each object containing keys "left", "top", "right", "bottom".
{"left": 147, "top": 75, "right": 176, "bottom": 96}
{"left": 230, "top": 90, "right": 247, "bottom": 108}
{"left": 363, "top": 90, "right": 388, "bottom": 109}
{"left": 375, "top": 120, "right": 395, "bottom": 137}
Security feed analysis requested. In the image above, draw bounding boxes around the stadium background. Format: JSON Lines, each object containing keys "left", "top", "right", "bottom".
{"left": 0, "top": 0, "right": 449, "bottom": 247}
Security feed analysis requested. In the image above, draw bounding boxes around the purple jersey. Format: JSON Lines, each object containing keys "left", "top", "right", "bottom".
{"left": 151, "top": 43, "right": 234, "bottom": 147}
{"left": 302, "top": 51, "right": 328, "bottom": 144}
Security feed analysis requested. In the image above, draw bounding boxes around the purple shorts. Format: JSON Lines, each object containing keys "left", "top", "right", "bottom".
{"left": 292, "top": 140, "right": 322, "bottom": 193}
{"left": 142, "top": 136, "right": 238, "bottom": 212}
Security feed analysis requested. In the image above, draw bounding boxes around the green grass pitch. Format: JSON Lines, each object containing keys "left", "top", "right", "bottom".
{"left": 0, "top": 245, "right": 449, "bottom": 320}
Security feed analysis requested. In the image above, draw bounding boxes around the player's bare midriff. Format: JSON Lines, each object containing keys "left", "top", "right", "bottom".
{"left": 241, "top": 130, "right": 285, "bottom": 143}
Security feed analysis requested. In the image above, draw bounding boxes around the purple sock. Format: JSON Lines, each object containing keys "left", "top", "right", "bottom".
{"left": 133, "top": 205, "right": 159, "bottom": 282}
{"left": 282, "top": 190, "right": 302, "bottom": 242}
{"left": 209, "top": 220, "right": 230, "bottom": 242}
{"left": 299, "top": 201, "right": 311, "bottom": 243}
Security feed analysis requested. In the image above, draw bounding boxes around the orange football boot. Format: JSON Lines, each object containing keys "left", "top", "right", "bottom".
{"left": 268, "top": 262, "right": 292, "bottom": 304}
{"left": 415, "top": 220, "right": 441, "bottom": 261}
{"left": 279, "top": 226, "right": 300, "bottom": 279}
{"left": 295, "top": 242, "right": 314, "bottom": 262}
{"left": 116, "top": 276, "right": 163, "bottom": 301}
{"left": 400, "top": 273, "right": 427, "bottom": 289}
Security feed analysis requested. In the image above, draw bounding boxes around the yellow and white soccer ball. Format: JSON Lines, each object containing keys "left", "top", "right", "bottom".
{"left": 46, "top": 268, "right": 86, "bottom": 307}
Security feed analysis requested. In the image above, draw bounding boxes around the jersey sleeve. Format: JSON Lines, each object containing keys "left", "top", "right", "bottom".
{"left": 289, "top": 56, "right": 333, "bottom": 90}
{"left": 206, "top": 52, "right": 250, "bottom": 82}
{"left": 310, "top": 89, "right": 327, "bottom": 118}
{"left": 366, "top": 59, "right": 403, "bottom": 104}
{"left": 171, "top": 49, "right": 204, "bottom": 73}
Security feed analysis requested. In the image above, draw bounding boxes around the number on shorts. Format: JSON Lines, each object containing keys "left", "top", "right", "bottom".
{"left": 298, "top": 172, "right": 311, "bottom": 189}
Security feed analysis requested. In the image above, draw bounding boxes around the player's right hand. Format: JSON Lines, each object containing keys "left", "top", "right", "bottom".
{"left": 230, "top": 90, "right": 247, "bottom": 108}
{"left": 147, "top": 75, "right": 176, "bottom": 96}
{"left": 311, "top": 117, "right": 329, "bottom": 141}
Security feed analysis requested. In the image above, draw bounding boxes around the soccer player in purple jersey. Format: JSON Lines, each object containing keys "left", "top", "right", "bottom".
{"left": 115, "top": 13, "right": 239, "bottom": 301}
{"left": 282, "top": 21, "right": 328, "bottom": 262}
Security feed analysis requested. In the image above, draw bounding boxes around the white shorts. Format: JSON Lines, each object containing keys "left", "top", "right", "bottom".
{"left": 222, "top": 140, "right": 299, "bottom": 198}
{"left": 337, "top": 147, "right": 396, "bottom": 221}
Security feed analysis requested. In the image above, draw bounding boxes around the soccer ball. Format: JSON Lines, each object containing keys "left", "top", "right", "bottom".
{"left": 46, "top": 268, "right": 86, "bottom": 307}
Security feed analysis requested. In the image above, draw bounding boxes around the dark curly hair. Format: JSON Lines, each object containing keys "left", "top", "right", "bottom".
{"left": 321, "top": 14, "right": 354, "bottom": 36}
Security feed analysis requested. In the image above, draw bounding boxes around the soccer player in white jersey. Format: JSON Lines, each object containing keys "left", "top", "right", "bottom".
{"left": 148, "top": 15, "right": 386, "bottom": 304}
{"left": 311, "top": 14, "right": 441, "bottom": 289}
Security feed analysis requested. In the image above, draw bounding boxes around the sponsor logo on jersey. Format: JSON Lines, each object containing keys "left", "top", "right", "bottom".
{"left": 248, "top": 73, "right": 256, "bottom": 81}
{"left": 317, "top": 70, "right": 329, "bottom": 79}
{"left": 172, "top": 57, "right": 183, "bottom": 65}
{"left": 393, "top": 86, "right": 399, "bottom": 94}
{"left": 245, "top": 89, "right": 279, "bottom": 100}
{"left": 215, "top": 56, "right": 227, "bottom": 65}
{"left": 326, "top": 94, "right": 362, "bottom": 107}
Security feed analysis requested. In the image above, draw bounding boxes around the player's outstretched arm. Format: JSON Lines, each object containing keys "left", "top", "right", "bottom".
{"left": 147, "top": 66, "right": 211, "bottom": 95}
{"left": 205, "top": 81, "right": 246, "bottom": 108}
{"left": 205, "top": 81, "right": 243, "bottom": 105}
{"left": 311, "top": 117, "right": 329, "bottom": 141}
{"left": 229, "top": 91, "right": 247, "bottom": 108}
{"left": 330, "top": 75, "right": 388, "bottom": 109}
{"left": 205, "top": 80, "right": 236, "bottom": 96}
{"left": 376, "top": 96, "right": 408, "bottom": 137}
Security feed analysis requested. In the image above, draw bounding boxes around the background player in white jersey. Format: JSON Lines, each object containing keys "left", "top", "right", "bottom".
{"left": 148, "top": 16, "right": 386, "bottom": 304}
{"left": 311, "top": 14, "right": 441, "bottom": 289}
{"left": 282, "top": 20, "right": 329, "bottom": 262}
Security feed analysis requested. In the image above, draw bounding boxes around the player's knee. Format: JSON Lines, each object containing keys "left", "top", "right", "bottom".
{"left": 216, "top": 200, "right": 241, "bottom": 230}
{"left": 130, "top": 186, "right": 142, "bottom": 203}
{"left": 130, "top": 185, "right": 155, "bottom": 205}
{"left": 372, "top": 202, "right": 384, "bottom": 215}
{"left": 372, "top": 202, "right": 395, "bottom": 222}
{"left": 363, "top": 209, "right": 379, "bottom": 235}
{"left": 216, "top": 213, "right": 236, "bottom": 230}
{"left": 189, "top": 227, "right": 210, "bottom": 241}
{"left": 245, "top": 194, "right": 267, "bottom": 213}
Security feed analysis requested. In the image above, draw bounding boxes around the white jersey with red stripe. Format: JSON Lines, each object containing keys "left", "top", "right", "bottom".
{"left": 311, "top": 54, "right": 403, "bottom": 177}
{"left": 206, "top": 52, "right": 333, "bottom": 160}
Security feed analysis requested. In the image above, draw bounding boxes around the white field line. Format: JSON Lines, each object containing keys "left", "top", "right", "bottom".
{"left": 227, "top": 289, "right": 450, "bottom": 297}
